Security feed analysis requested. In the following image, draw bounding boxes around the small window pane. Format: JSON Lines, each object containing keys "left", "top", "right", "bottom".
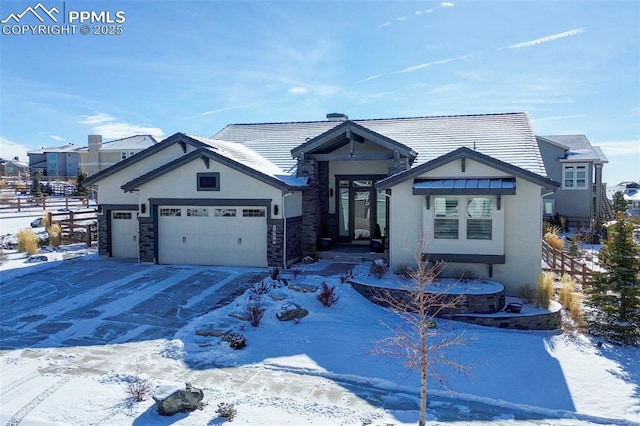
{"left": 353, "top": 180, "right": 372, "bottom": 188}
{"left": 113, "top": 212, "right": 132, "bottom": 220}
{"left": 160, "top": 208, "right": 181, "bottom": 216}
{"left": 467, "top": 198, "right": 492, "bottom": 218}
{"left": 187, "top": 208, "right": 208, "bottom": 217}
{"left": 434, "top": 198, "right": 458, "bottom": 239}
{"left": 467, "top": 219, "right": 492, "bottom": 240}
{"left": 197, "top": 172, "right": 220, "bottom": 191}
{"left": 243, "top": 208, "right": 265, "bottom": 217}
{"left": 215, "top": 208, "right": 236, "bottom": 217}
{"left": 339, "top": 180, "right": 349, "bottom": 188}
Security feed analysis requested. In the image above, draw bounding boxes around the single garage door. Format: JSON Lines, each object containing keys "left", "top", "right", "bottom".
{"left": 158, "top": 206, "right": 267, "bottom": 267}
{"left": 111, "top": 211, "right": 138, "bottom": 258}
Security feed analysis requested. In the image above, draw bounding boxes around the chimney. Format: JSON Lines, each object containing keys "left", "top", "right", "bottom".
{"left": 88, "top": 134, "right": 102, "bottom": 151}
{"left": 326, "top": 112, "right": 348, "bottom": 122}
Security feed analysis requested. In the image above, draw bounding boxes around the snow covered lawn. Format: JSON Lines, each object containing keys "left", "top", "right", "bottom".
{"left": 0, "top": 246, "right": 638, "bottom": 424}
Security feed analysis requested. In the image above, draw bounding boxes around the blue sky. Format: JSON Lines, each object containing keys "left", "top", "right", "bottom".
{"left": 0, "top": 0, "right": 638, "bottom": 184}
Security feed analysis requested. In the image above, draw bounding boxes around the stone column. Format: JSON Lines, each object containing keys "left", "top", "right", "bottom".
{"left": 297, "top": 157, "right": 319, "bottom": 254}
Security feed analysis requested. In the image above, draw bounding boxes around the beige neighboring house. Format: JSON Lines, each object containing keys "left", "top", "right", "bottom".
{"left": 84, "top": 112, "right": 560, "bottom": 295}
{"left": 78, "top": 134, "right": 159, "bottom": 177}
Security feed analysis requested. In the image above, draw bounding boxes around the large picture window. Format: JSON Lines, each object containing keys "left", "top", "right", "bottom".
{"left": 434, "top": 198, "right": 459, "bottom": 239}
{"left": 563, "top": 164, "right": 587, "bottom": 189}
{"left": 467, "top": 197, "right": 492, "bottom": 240}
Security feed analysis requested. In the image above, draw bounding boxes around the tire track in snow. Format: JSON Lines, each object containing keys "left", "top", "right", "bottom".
{"left": 3, "top": 376, "right": 69, "bottom": 426}
{"left": 0, "top": 371, "right": 40, "bottom": 405}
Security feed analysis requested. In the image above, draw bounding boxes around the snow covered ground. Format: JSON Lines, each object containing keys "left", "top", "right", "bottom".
{"left": 1, "top": 213, "right": 639, "bottom": 425}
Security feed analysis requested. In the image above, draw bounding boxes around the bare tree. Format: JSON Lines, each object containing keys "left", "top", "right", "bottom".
{"left": 372, "top": 239, "right": 469, "bottom": 426}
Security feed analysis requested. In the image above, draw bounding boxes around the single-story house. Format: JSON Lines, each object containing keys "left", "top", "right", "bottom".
{"left": 84, "top": 112, "right": 560, "bottom": 295}
{"left": 607, "top": 181, "right": 640, "bottom": 216}
{"left": 0, "top": 157, "right": 29, "bottom": 176}
{"left": 536, "top": 135, "right": 609, "bottom": 228}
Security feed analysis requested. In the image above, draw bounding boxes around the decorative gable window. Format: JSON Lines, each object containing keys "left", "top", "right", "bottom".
{"left": 121, "top": 151, "right": 135, "bottom": 160}
{"left": 434, "top": 197, "right": 459, "bottom": 239}
{"left": 467, "top": 197, "right": 492, "bottom": 240}
{"left": 563, "top": 164, "right": 587, "bottom": 189}
{"left": 197, "top": 172, "right": 220, "bottom": 191}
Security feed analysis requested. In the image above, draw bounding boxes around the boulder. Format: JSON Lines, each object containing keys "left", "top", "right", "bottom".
{"left": 153, "top": 382, "right": 204, "bottom": 416}
{"left": 301, "top": 256, "right": 316, "bottom": 264}
{"left": 276, "top": 302, "right": 309, "bottom": 321}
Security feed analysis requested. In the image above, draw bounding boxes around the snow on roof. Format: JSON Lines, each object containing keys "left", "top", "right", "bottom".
{"left": 75, "top": 135, "right": 158, "bottom": 152}
{"left": 541, "top": 134, "right": 609, "bottom": 163}
{"left": 214, "top": 112, "right": 549, "bottom": 178}
{"left": 185, "top": 134, "right": 299, "bottom": 184}
{"left": 27, "top": 143, "right": 82, "bottom": 154}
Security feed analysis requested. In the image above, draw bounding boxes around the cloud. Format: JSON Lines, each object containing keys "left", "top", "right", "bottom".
{"left": 50, "top": 135, "right": 65, "bottom": 141}
{"left": 79, "top": 113, "right": 164, "bottom": 139}
{"left": 190, "top": 105, "right": 248, "bottom": 119}
{"left": 393, "top": 58, "right": 456, "bottom": 74}
{"left": 78, "top": 113, "right": 115, "bottom": 125}
{"left": 378, "top": 22, "right": 391, "bottom": 28}
{"left": 440, "top": 2, "right": 454, "bottom": 7}
{"left": 506, "top": 28, "right": 585, "bottom": 49}
{"left": 288, "top": 86, "right": 309, "bottom": 95}
{"left": 531, "top": 114, "right": 585, "bottom": 123}
{"left": 597, "top": 140, "right": 640, "bottom": 156}
{"left": 359, "top": 74, "right": 383, "bottom": 83}
{"left": 0, "top": 137, "right": 30, "bottom": 161}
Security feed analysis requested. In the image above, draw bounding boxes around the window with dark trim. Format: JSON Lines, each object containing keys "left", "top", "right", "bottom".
{"left": 243, "top": 208, "right": 266, "bottom": 217}
{"left": 434, "top": 197, "right": 459, "bottom": 239}
{"left": 197, "top": 172, "right": 220, "bottom": 191}
{"left": 113, "top": 212, "right": 132, "bottom": 220}
{"left": 466, "top": 197, "right": 492, "bottom": 240}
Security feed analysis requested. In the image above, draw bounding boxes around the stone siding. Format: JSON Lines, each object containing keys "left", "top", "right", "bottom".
{"left": 267, "top": 219, "right": 283, "bottom": 267}
{"left": 452, "top": 310, "right": 561, "bottom": 330}
{"left": 138, "top": 217, "right": 155, "bottom": 263}
{"left": 297, "top": 158, "right": 319, "bottom": 254}
{"left": 97, "top": 213, "right": 108, "bottom": 256}
{"left": 286, "top": 216, "right": 303, "bottom": 266}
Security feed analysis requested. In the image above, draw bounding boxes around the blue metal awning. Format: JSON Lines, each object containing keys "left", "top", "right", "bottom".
{"left": 412, "top": 178, "right": 516, "bottom": 195}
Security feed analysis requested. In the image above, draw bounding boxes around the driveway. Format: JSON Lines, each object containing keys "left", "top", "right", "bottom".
{"left": 0, "top": 257, "right": 266, "bottom": 350}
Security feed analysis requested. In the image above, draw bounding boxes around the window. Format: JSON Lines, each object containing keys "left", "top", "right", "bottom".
{"left": 215, "top": 208, "right": 236, "bottom": 217}
{"left": 197, "top": 172, "right": 220, "bottom": 191}
{"left": 434, "top": 197, "right": 458, "bottom": 239}
{"left": 544, "top": 200, "right": 554, "bottom": 216}
{"left": 563, "top": 164, "right": 587, "bottom": 189}
{"left": 243, "top": 208, "right": 266, "bottom": 217}
{"left": 160, "top": 208, "right": 181, "bottom": 216}
{"left": 121, "top": 151, "right": 136, "bottom": 160}
{"left": 113, "top": 212, "right": 132, "bottom": 220}
{"left": 467, "top": 198, "right": 492, "bottom": 240}
{"left": 187, "top": 208, "right": 208, "bottom": 217}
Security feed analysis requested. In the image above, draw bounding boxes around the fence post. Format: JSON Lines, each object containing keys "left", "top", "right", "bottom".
{"left": 17, "top": 197, "right": 21, "bottom": 212}
{"left": 65, "top": 195, "right": 69, "bottom": 210}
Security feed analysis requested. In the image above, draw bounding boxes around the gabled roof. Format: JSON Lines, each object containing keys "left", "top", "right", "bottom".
{"left": 214, "top": 112, "right": 548, "bottom": 177}
{"left": 538, "top": 134, "right": 608, "bottom": 164}
{"left": 290, "top": 120, "right": 418, "bottom": 160}
{"left": 376, "top": 147, "right": 559, "bottom": 191}
{"left": 121, "top": 144, "right": 303, "bottom": 193}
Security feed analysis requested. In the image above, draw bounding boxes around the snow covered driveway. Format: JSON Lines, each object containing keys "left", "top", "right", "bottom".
{"left": 0, "top": 258, "right": 266, "bottom": 350}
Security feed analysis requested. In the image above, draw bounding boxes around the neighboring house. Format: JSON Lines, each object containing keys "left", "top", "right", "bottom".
{"left": 84, "top": 112, "right": 560, "bottom": 295}
{"left": 536, "top": 135, "right": 609, "bottom": 229}
{"left": 28, "top": 143, "right": 82, "bottom": 177}
{"left": 77, "top": 134, "right": 159, "bottom": 176}
{"left": 607, "top": 181, "right": 640, "bottom": 216}
{"left": 0, "top": 157, "right": 29, "bottom": 176}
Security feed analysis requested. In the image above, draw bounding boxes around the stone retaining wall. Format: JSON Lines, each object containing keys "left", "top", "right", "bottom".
{"left": 452, "top": 310, "right": 561, "bottom": 330}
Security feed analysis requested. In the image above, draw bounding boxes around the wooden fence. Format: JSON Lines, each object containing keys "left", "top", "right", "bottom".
{"left": 47, "top": 209, "right": 97, "bottom": 246}
{"left": 541, "top": 239, "right": 593, "bottom": 282}
{"left": 0, "top": 195, "right": 91, "bottom": 212}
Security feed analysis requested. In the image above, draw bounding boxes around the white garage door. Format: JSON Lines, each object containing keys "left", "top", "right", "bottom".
{"left": 158, "top": 206, "right": 267, "bottom": 267}
{"left": 111, "top": 211, "right": 138, "bottom": 259}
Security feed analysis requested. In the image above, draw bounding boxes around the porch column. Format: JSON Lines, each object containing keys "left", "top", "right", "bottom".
{"left": 594, "top": 163, "right": 603, "bottom": 229}
{"left": 297, "top": 158, "right": 319, "bottom": 254}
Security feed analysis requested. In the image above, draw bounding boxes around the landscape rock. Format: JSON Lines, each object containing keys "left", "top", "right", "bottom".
{"left": 301, "top": 256, "right": 316, "bottom": 264}
{"left": 153, "top": 382, "right": 204, "bottom": 416}
{"left": 25, "top": 255, "right": 48, "bottom": 263}
{"left": 276, "top": 302, "right": 309, "bottom": 321}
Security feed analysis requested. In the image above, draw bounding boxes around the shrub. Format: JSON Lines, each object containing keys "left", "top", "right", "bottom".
{"left": 222, "top": 332, "right": 246, "bottom": 350}
{"left": 47, "top": 223, "right": 62, "bottom": 247}
{"left": 518, "top": 283, "right": 536, "bottom": 304}
{"left": 316, "top": 282, "right": 339, "bottom": 307}
{"left": 536, "top": 272, "right": 554, "bottom": 309}
{"left": 339, "top": 269, "right": 353, "bottom": 284}
{"left": 17, "top": 228, "right": 39, "bottom": 254}
{"left": 250, "top": 280, "right": 270, "bottom": 296}
{"left": 290, "top": 267, "right": 301, "bottom": 280}
{"left": 246, "top": 303, "right": 265, "bottom": 327}
{"left": 127, "top": 374, "right": 153, "bottom": 402}
{"left": 559, "top": 275, "right": 583, "bottom": 325}
{"left": 568, "top": 236, "right": 580, "bottom": 258}
{"left": 270, "top": 267, "right": 280, "bottom": 281}
{"left": 395, "top": 264, "right": 415, "bottom": 280}
{"left": 369, "top": 259, "right": 387, "bottom": 279}
{"left": 216, "top": 402, "right": 237, "bottom": 421}
{"left": 544, "top": 231, "right": 565, "bottom": 251}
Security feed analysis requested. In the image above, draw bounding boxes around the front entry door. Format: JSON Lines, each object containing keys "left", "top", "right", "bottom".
{"left": 336, "top": 177, "right": 387, "bottom": 244}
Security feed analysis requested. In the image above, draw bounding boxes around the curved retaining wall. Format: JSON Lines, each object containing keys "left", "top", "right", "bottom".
{"left": 350, "top": 281, "right": 560, "bottom": 331}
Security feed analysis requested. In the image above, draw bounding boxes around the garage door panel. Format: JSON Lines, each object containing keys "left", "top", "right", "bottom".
{"left": 158, "top": 206, "right": 267, "bottom": 267}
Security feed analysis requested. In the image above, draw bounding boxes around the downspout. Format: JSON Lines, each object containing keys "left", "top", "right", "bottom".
{"left": 282, "top": 191, "right": 294, "bottom": 269}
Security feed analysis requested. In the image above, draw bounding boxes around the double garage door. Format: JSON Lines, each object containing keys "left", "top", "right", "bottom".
{"left": 157, "top": 206, "right": 267, "bottom": 267}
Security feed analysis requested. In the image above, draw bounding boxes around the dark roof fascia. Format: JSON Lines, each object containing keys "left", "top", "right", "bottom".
{"left": 376, "top": 147, "right": 560, "bottom": 191}
{"left": 83, "top": 132, "right": 203, "bottom": 186}
{"left": 290, "top": 120, "right": 417, "bottom": 160}
{"left": 121, "top": 147, "right": 295, "bottom": 193}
